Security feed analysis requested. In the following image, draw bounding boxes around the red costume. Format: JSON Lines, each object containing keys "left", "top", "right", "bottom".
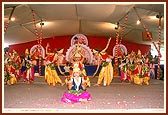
{"left": 100, "top": 52, "right": 109, "bottom": 61}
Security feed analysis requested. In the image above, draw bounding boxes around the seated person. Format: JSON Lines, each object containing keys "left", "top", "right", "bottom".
{"left": 63, "top": 62, "right": 70, "bottom": 76}
{"left": 61, "top": 67, "right": 91, "bottom": 103}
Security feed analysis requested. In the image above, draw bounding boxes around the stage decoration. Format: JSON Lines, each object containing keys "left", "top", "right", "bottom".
{"left": 157, "top": 13, "right": 162, "bottom": 79}
{"left": 134, "top": 7, "right": 163, "bottom": 79}
{"left": 119, "top": 12, "right": 129, "bottom": 44}
{"left": 114, "top": 32, "right": 119, "bottom": 66}
{"left": 4, "top": 20, "right": 10, "bottom": 33}
{"left": 113, "top": 43, "right": 127, "bottom": 57}
{"left": 38, "top": 20, "right": 43, "bottom": 76}
{"left": 71, "top": 34, "right": 88, "bottom": 46}
{"left": 32, "top": 10, "right": 44, "bottom": 75}
{"left": 113, "top": 13, "right": 128, "bottom": 67}
{"left": 32, "top": 10, "right": 40, "bottom": 44}
{"left": 30, "top": 45, "right": 45, "bottom": 58}
{"left": 133, "top": 7, "right": 161, "bottom": 57}
{"left": 65, "top": 44, "right": 93, "bottom": 64}
{"left": 4, "top": 6, "right": 16, "bottom": 34}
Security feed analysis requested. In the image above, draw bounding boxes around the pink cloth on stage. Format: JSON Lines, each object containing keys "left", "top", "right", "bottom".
{"left": 61, "top": 91, "right": 91, "bottom": 103}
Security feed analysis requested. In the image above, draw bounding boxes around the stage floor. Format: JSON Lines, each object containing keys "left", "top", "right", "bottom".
{"left": 3, "top": 76, "right": 165, "bottom": 113}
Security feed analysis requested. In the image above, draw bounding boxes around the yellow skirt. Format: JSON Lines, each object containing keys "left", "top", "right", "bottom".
{"left": 97, "top": 63, "right": 113, "bottom": 86}
{"left": 133, "top": 76, "right": 143, "bottom": 85}
{"left": 130, "top": 75, "right": 134, "bottom": 82}
{"left": 8, "top": 76, "right": 17, "bottom": 85}
{"left": 143, "top": 76, "right": 150, "bottom": 85}
{"left": 45, "top": 66, "right": 63, "bottom": 86}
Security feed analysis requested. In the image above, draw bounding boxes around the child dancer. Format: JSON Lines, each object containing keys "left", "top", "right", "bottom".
{"left": 61, "top": 67, "right": 91, "bottom": 103}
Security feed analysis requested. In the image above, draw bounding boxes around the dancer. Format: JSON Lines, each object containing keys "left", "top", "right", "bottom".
{"left": 149, "top": 58, "right": 155, "bottom": 79}
{"left": 133, "top": 59, "right": 143, "bottom": 85}
{"left": 12, "top": 50, "right": 22, "bottom": 80}
{"left": 69, "top": 43, "right": 90, "bottom": 87}
{"left": 24, "top": 49, "right": 35, "bottom": 84}
{"left": 93, "top": 37, "right": 114, "bottom": 86}
{"left": 63, "top": 62, "right": 70, "bottom": 76}
{"left": 6, "top": 58, "right": 17, "bottom": 85}
{"left": 119, "top": 58, "right": 131, "bottom": 83}
{"left": 57, "top": 49, "right": 65, "bottom": 65}
{"left": 45, "top": 43, "right": 64, "bottom": 86}
{"left": 61, "top": 67, "right": 91, "bottom": 103}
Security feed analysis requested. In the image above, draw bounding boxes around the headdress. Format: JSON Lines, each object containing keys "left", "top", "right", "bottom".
{"left": 137, "top": 50, "right": 141, "bottom": 56}
{"left": 73, "top": 67, "right": 80, "bottom": 73}
{"left": 92, "top": 49, "right": 98, "bottom": 54}
{"left": 13, "top": 50, "right": 17, "bottom": 55}
{"left": 57, "top": 48, "right": 64, "bottom": 54}
{"left": 25, "top": 48, "right": 29, "bottom": 55}
{"left": 7, "top": 58, "right": 12, "bottom": 62}
{"left": 74, "top": 52, "right": 81, "bottom": 58}
{"left": 136, "top": 58, "right": 142, "bottom": 64}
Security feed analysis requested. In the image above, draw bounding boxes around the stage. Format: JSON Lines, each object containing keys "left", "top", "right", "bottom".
{"left": 3, "top": 76, "right": 165, "bottom": 113}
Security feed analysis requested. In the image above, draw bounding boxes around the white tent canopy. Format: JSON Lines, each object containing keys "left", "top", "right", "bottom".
{"left": 3, "top": 2, "right": 165, "bottom": 46}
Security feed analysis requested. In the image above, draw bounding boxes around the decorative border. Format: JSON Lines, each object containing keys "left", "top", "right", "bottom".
{"left": 30, "top": 45, "right": 45, "bottom": 59}
{"left": 65, "top": 44, "right": 93, "bottom": 64}
{"left": 71, "top": 34, "right": 88, "bottom": 46}
{"left": 113, "top": 44, "right": 127, "bottom": 56}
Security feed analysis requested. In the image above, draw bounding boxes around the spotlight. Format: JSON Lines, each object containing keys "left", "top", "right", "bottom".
{"left": 10, "top": 17, "right": 15, "bottom": 21}
{"left": 156, "top": 15, "right": 162, "bottom": 19}
{"left": 115, "top": 22, "right": 119, "bottom": 30}
{"left": 115, "top": 27, "right": 118, "bottom": 30}
{"left": 40, "top": 22, "right": 44, "bottom": 25}
{"left": 136, "top": 20, "right": 141, "bottom": 25}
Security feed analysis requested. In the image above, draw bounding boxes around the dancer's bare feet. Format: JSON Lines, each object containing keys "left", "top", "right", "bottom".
{"left": 93, "top": 84, "right": 100, "bottom": 86}
{"left": 80, "top": 98, "right": 88, "bottom": 102}
{"left": 61, "top": 83, "right": 65, "bottom": 86}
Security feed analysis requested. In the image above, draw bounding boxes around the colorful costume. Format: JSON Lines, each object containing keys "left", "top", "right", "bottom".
{"left": 14, "top": 55, "right": 22, "bottom": 80}
{"left": 7, "top": 63, "right": 17, "bottom": 85}
{"left": 25, "top": 60, "right": 34, "bottom": 83}
{"left": 61, "top": 75, "right": 91, "bottom": 103}
{"left": 73, "top": 62, "right": 90, "bottom": 87}
{"left": 119, "top": 63, "right": 130, "bottom": 82}
{"left": 96, "top": 52, "right": 113, "bottom": 86}
{"left": 24, "top": 49, "right": 34, "bottom": 83}
{"left": 149, "top": 63, "right": 155, "bottom": 79}
{"left": 142, "top": 65, "right": 150, "bottom": 85}
{"left": 44, "top": 60, "right": 63, "bottom": 86}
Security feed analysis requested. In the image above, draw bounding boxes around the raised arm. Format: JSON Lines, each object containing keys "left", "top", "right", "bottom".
{"left": 101, "top": 37, "right": 111, "bottom": 53}
{"left": 46, "top": 43, "right": 54, "bottom": 55}
{"left": 45, "top": 43, "right": 50, "bottom": 55}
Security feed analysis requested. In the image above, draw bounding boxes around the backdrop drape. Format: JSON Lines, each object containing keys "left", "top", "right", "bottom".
{"left": 8, "top": 35, "right": 151, "bottom": 56}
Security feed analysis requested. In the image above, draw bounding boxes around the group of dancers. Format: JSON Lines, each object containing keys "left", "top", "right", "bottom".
{"left": 4, "top": 37, "right": 156, "bottom": 103}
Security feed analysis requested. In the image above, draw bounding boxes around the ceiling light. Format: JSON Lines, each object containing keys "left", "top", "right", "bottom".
{"left": 37, "top": 21, "right": 50, "bottom": 27}
{"left": 10, "top": 17, "right": 15, "bottom": 21}
{"left": 40, "top": 22, "right": 44, "bottom": 25}
{"left": 136, "top": 20, "right": 140, "bottom": 25}
{"left": 115, "top": 22, "right": 119, "bottom": 30}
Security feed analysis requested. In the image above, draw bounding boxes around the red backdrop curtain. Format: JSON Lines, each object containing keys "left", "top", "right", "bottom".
{"left": 8, "top": 35, "right": 151, "bottom": 56}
